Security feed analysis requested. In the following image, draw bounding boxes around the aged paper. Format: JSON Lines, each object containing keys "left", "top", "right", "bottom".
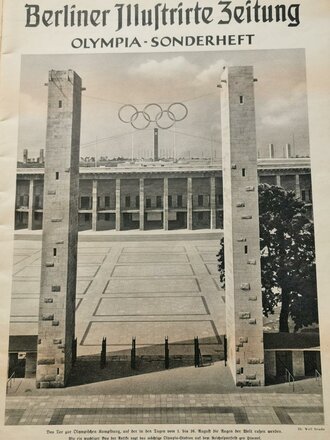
{"left": 0, "top": 0, "right": 329, "bottom": 439}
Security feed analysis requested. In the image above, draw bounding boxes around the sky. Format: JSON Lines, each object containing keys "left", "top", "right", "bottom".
{"left": 18, "top": 49, "right": 310, "bottom": 161}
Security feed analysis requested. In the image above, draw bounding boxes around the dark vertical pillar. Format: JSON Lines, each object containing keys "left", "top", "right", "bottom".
{"left": 165, "top": 337, "right": 169, "bottom": 369}
{"left": 23, "top": 149, "right": 28, "bottom": 163}
{"left": 131, "top": 337, "right": 136, "bottom": 370}
{"left": 100, "top": 337, "right": 107, "bottom": 369}
{"left": 154, "top": 128, "right": 159, "bottom": 161}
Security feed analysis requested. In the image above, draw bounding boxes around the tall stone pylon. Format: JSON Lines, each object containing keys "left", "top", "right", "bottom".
{"left": 220, "top": 66, "right": 265, "bottom": 386}
{"left": 36, "top": 70, "right": 82, "bottom": 388}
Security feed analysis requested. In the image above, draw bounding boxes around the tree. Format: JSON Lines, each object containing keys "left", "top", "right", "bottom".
{"left": 217, "top": 183, "right": 318, "bottom": 333}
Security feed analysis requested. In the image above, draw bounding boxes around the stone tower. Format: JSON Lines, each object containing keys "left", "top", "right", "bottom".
{"left": 220, "top": 66, "right": 265, "bottom": 386}
{"left": 36, "top": 70, "right": 82, "bottom": 388}
{"left": 153, "top": 128, "right": 159, "bottom": 161}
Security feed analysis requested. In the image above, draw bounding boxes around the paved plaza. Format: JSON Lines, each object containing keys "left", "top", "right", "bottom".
{"left": 5, "top": 391, "right": 324, "bottom": 425}
{"left": 6, "top": 232, "right": 324, "bottom": 425}
{"left": 10, "top": 232, "right": 225, "bottom": 359}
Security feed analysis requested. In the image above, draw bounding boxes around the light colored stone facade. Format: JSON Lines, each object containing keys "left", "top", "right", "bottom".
{"left": 36, "top": 70, "right": 82, "bottom": 388}
{"left": 221, "top": 66, "right": 265, "bottom": 386}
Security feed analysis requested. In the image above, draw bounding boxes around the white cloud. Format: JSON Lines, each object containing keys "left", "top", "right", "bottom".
{"left": 194, "top": 60, "right": 228, "bottom": 85}
{"left": 20, "top": 91, "right": 46, "bottom": 114}
{"left": 129, "top": 56, "right": 197, "bottom": 80}
{"left": 262, "top": 114, "right": 295, "bottom": 127}
{"left": 261, "top": 81, "right": 307, "bottom": 127}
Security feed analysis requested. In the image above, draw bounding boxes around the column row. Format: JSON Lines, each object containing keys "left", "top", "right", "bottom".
{"left": 91, "top": 176, "right": 218, "bottom": 231}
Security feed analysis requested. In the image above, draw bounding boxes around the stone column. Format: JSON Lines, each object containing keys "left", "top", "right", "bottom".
{"left": 187, "top": 177, "right": 193, "bottom": 230}
{"left": 269, "top": 143, "right": 274, "bottom": 158}
{"left": 139, "top": 178, "right": 144, "bottom": 231}
{"left": 210, "top": 176, "right": 216, "bottom": 229}
{"left": 276, "top": 175, "right": 281, "bottom": 187}
{"left": 153, "top": 128, "right": 159, "bottom": 161}
{"left": 264, "top": 351, "right": 276, "bottom": 380}
{"left": 92, "top": 179, "right": 98, "bottom": 231}
{"left": 295, "top": 174, "right": 301, "bottom": 199}
{"left": 115, "top": 178, "right": 121, "bottom": 231}
{"left": 292, "top": 351, "right": 305, "bottom": 377}
{"left": 220, "top": 66, "right": 265, "bottom": 386}
{"left": 25, "top": 352, "right": 37, "bottom": 378}
{"left": 37, "top": 70, "right": 82, "bottom": 388}
{"left": 28, "top": 178, "right": 34, "bottom": 230}
{"left": 163, "top": 177, "right": 169, "bottom": 230}
{"left": 285, "top": 143, "right": 292, "bottom": 158}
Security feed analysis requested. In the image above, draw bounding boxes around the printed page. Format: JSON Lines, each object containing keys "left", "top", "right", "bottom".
{"left": 0, "top": 1, "right": 329, "bottom": 439}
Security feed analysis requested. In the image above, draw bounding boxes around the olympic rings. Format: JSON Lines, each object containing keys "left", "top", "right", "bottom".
{"left": 156, "top": 110, "right": 176, "bottom": 129}
{"left": 131, "top": 111, "right": 151, "bottom": 130}
{"left": 143, "top": 103, "right": 163, "bottom": 122}
{"left": 118, "top": 102, "right": 188, "bottom": 130}
{"left": 168, "top": 102, "right": 188, "bottom": 122}
{"left": 118, "top": 104, "right": 138, "bottom": 123}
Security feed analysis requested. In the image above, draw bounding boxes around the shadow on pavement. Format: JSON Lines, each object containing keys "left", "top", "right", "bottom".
{"left": 68, "top": 337, "right": 224, "bottom": 387}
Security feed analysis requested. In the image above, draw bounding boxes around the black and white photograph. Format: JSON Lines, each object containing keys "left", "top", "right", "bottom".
{"left": 4, "top": 48, "right": 324, "bottom": 426}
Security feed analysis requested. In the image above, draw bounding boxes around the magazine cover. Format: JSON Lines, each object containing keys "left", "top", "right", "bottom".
{"left": 0, "top": 1, "right": 329, "bottom": 439}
